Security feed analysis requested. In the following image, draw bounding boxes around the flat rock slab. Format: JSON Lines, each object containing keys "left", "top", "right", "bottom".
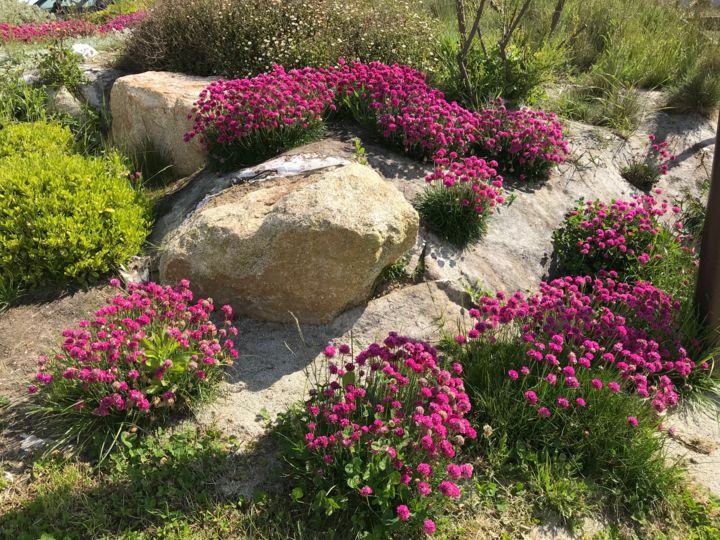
{"left": 196, "top": 280, "right": 469, "bottom": 442}
{"left": 666, "top": 399, "right": 720, "bottom": 497}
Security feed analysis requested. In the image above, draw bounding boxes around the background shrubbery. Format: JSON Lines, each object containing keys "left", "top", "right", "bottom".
{"left": 120, "top": 0, "right": 440, "bottom": 77}
{"left": 0, "top": 0, "right": 53, "bottom": 25}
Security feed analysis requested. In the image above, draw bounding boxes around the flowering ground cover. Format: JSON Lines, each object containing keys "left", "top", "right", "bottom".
{"left": 186, "top": 59, "right": 569, "bottom": 246}
{"left": 454, "top": 274, "right": 715, "bottom": 519}
{"left": 553, "top": 191, "right": 698, "bottom": 301}
{"left": 0, "top": 10, "right": 145, "bottom": 43}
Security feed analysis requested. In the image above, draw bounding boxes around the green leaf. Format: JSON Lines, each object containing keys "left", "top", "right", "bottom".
{"left": 291, "top": 487, "right": 303, "bottom": 501}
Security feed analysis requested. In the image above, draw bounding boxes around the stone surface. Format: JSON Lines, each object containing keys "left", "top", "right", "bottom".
{"left": 150, "top": 152, "right": 351, "bottom": 246}
{"left": 158, "top": 162, "right": 419, "bottom": 323}
{"left": 79, "top": 63, "right": 125, "bottom": 111}
{"left": 111, "top": 71, "right": 215, "bottom": 176}
{"left": 45, "top": 87, "right": 84, "bottom": 119}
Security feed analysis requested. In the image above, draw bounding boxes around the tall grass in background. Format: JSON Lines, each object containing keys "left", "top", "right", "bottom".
{"left": 424, "top": 0, "right": 719, "bottom": 118}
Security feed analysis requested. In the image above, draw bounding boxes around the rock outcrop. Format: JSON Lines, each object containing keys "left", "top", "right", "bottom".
{"left": 158, "top": 162, "right": 419, "bottom": 323}
{"left": 111, "top": 71, "right": 214, "bottom": 176}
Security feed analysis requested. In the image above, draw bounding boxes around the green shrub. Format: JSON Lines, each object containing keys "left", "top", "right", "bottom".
{"left": 0, "top": 122, "right": 149, "bottom": 291}
{"left": 0, "top": 0, "right": 53, "bottom": 25}
{"left": 0, "top": 120, "right": 72, "bottom": 157}
{"left": 119, "top": 0, "right": 440, "bottom": 78}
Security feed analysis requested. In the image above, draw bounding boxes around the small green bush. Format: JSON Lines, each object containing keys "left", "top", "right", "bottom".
{"left": 0, "top": 122, "right": 149, "bottom": 291}
{"left": 0, "top": 0, "right": 53, "bottom": 25}
{"left": 120, "top": 0, "right": 440, "bottom": 78}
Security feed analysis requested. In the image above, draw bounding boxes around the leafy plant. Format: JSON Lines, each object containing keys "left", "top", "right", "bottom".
{"left": 37, "top": 42, "right": 86, "bottom": 94}
{"left": 0, "top": 122, "right": 150, "bottom": 291}
{"left": 27, "top": 281, "right": 238, "bottom": 458}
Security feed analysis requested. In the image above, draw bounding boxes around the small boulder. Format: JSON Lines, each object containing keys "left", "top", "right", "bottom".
{"left": 158, "top": 162, "right": 419, "bottom": 323}
{"left": 111, "top": 71, "right": 214, "bottom": 176}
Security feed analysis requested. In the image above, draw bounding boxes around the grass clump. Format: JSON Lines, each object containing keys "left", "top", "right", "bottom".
{"left": 0, "top": 121, "right": 149, "bottom": 293}
{"left": 416, "top": 182, "right": 490, "bottom": 247}
{"left": 120, "top": 0, "right": 440, "bottom": 78}
{"left": 547, "top": 72, "right": 640, "bottom": 135}
{"left": 667, "top": 50, "right": 720, "bottom": 116}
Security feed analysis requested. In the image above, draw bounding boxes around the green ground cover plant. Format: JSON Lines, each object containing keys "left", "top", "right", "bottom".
{"left": 0, "top": 121, "right": 149, "bottom": 294}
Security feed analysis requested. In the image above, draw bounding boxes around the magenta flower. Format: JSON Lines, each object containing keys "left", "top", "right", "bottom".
{"left": 396, "top": 504, "right": 410, "bottom": 521}
{"left": 359, "top": 485, "right": 373, "bottom": 496}
{"left": 627, "top": 416, "right": 639, "bottom": 427}
{"left": 439, "top": 480, "right": 461, "bottom": 499}
{"left": 423, "top": 519, "right": 437, "bottom": 534}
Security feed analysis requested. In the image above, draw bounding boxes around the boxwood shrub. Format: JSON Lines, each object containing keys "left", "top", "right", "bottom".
{"left": 0, "top": 122, "right": 150, "bottom": 291}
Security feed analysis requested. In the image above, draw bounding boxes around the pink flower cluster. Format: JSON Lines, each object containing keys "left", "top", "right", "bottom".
{"left": 294, "top": 333, "right": 476, "bottom": 535}
{"left": 0, "top": 10, "right": 145, "bottom": 43}
{"left": 425, "top": 152, "right": 505, "bottom": 215}
{"left": 462, "top": 275, "right": 709, "bottom": 419}
{"left": 558, "top": 192, "right": 692, "bottom": 274}
{"left": 186, "top": 59, "right": 569, "bottom": 180}
{"left": 647, "top": 134, "right": 677, "bottom": 176}
{"left": 184, "top": 65, "right": 337, "bottom": 146}
{"left": 28, "top": 280, "right": 238, "bottom": 419}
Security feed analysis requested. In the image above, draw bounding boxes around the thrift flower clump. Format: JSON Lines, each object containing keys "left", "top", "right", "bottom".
{"left": 463, "top": 275, "right": 709, "bottom": 417}
{"left": 0, "top": 11, "right": 145, "bottom": 43}
{"left": 552, "top": 192, "right": 695, "bottom": 282}
{"left": 186, "top": 59, "right": 569, "bottom": 179}
{"left": 279, "top": 333, "right": 476, "bottom": 536}
{"left": 29, "top": 280, "right": 238, "bottom": 450}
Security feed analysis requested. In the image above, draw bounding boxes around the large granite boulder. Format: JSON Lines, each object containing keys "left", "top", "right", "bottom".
{"left": 111, "top": 71, "right": 214, "bottom": 176}
{"left": 158, "top": 162, "right": 419, "bottom": 323}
